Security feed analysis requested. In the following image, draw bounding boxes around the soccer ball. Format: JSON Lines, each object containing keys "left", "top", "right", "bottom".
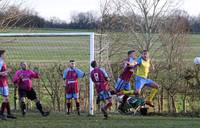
{"left": 194, "top": 57, "right": 200, "bottom": 64}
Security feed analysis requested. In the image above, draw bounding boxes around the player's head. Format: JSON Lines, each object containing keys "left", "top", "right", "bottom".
{"left": 91, "top": 60, "right": 97, "bottom": 68}
{"left": 0, "top": 49, "right": 6, "bottom": 59}
{"left": 69, "top": 60, "right": 75, "bottom": 68}
{"left": 20, "top": 61, "right": 28, "bottom": 70}
{"left": 141, "top": 50, "right": 149, "bottom": 60}
{"left": 128, "top": 50, "right": 136, "bottom": 58}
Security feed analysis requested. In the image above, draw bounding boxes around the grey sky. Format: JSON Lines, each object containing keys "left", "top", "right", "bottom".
{"left": 25, "top": 0, "right": 200, "bottom": 21}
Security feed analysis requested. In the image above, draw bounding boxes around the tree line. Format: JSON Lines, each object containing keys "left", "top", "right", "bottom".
{"left": 1, "top": 5, "right": 200, "bottom": 32}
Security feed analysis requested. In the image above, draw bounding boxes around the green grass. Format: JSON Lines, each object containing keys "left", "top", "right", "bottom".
{"left": 1, "top": 112, "right": 200, "bottom": 128}
{"left": 0, "top": 36, "right": 90, "bottom": 62}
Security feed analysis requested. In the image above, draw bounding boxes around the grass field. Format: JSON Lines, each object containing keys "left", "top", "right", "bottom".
{"left": 0, "top": 29, "right": 200, "bottom": 127}
{"left": 0, "top": 36, "right": 90, "bottom": 63}
{"left": 1, "top": 112, "right": 200, "bottom": 128}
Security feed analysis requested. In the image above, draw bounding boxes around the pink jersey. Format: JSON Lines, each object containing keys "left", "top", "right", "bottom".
{"left": 65, "top": 70, "right": 79, "bottom": 93}
{"left": 12, "top": 69, "right": 39, "bottom": 91}
{"left": 0, "top": 64, "right": 8, "bottom": 87}
{"left": 91, "top": 67, "right": 109, "bottom": 94}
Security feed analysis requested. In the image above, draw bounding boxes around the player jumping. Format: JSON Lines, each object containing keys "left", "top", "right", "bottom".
{"left": 134, "top": 50, "right": 159, "bottom": 107}
{"left": 114, "top": 50, "right": 137, "bottom": 112}
{"left": 90, "top": 60, "right": 112, "bottom": 119}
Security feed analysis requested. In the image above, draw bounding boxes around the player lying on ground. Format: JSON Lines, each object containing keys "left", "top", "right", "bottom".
{"left": 63, "top": 60, "right": 85, "bottom": 115}
{"left": 134, "top": 50, "right": 159, "bottom": 107}
{"left": 0, "top": 50, "right": 16, "bottom": 120}
{"left": 113, "top": 50, "right": 137, "bottom": 112}
{"left": 12, "top": 62, "right": 49, "bottom": 117}
{"left": 90, "top": 60, "right": 112, "bottom": 119}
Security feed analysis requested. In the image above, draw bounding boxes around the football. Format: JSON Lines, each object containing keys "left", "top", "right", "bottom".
{"left": 194, "top": 57, "right": 200, "bottom": 64}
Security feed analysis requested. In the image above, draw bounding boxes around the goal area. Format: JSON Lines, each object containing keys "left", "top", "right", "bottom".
{"left": 0, "top": 32, "right": 95, "bottom": 115}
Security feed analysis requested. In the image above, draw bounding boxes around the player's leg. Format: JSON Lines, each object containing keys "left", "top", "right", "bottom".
{"left": 100, "top": 91, "right": 112, "bottom": 119}
{"left": 18, "top": 89, "right": 27, "bottom": 116}
{"left": 0, "top": 86, "right": 16, "bottom": 119}
{"left": 122, "top": 82, "right": 131, "bottom": 104}
{"left": 66, "top": 93, "right": 72, "bottom": 115}
{"left": 0, "top": 96, "right": 8, "bottom": 120}
{"left": 134, "top": 76, "right": 145, "bottom": 96}
{"left": 28, "top": 88, "right": 49, "bottom": 117}
{"left": 118, "top": 81, "right": 131, "bottom": 112}
{"left": 114, "top": 78, "right": 124, "bottom": 94}
{"left": 145, "top": 79, "right": 159, "bottom": 107}
{"left": 74, "top": 93, "right": 80, "bottom": 115}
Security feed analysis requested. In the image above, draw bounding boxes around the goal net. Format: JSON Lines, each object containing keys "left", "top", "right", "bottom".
{"left": 0, "top": 32, "right": 95, "bottom": 115}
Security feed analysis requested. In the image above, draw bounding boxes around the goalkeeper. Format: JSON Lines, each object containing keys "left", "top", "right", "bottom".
{"left": 13, "top": 62, "right": 50, "bottom": 117}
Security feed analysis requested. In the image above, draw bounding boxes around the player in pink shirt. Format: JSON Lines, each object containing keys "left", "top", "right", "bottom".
{"left": 90, "top": 60, "right": 112, "bottom": 119}
{"left": 13, "top": 62, "right": 49, "bottom": 117}
{"left": 0, "top": 50, "right": 16, "bottom": 120}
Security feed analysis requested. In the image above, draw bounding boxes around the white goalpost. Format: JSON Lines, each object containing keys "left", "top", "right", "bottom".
{"left": 0, "top": 32, "right": 95, "bottom": 115}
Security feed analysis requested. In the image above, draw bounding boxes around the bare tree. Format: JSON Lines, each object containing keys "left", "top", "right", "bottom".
{"left": 99, "top": 0, "right": 181, "bottom": 52}
{"left": 0, "top": 0, "right": 25, "bottom": 31}
{"left": 158, "top": 10, "right": 189, "bottom": 113}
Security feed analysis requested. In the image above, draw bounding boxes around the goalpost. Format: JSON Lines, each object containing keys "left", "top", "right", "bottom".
{"left": 0, "top": 32, "right": 95, "bottom": 115}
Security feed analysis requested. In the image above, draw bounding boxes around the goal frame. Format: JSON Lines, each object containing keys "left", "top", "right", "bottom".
{"left": 0, "top": 32, "right": 95, "bottom": 115}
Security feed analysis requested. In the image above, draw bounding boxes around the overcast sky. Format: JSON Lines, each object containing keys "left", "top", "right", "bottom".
{"left": 25, "top": 0, "right": 200, "bottom": 21}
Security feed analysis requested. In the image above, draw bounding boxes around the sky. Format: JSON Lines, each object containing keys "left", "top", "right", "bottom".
{"left": 24, "top": 0, "right": 200, "bottom": 22}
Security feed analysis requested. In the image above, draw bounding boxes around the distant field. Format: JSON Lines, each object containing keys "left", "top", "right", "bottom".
{"left": 0, "top": 28, "right": 200, "bottom": 64}
{"left": 1, "top": 112, "right": 200, "bottom": 128}
{"left": 3, "top": 28, "right": 95, "bottom": 33}
{"left": 0, "top": 36, "right": 90, "bottom": 64}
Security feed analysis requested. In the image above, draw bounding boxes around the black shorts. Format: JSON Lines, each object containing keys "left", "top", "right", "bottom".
{"left": 18, "top": 88, "right": 37, "bottom": 101}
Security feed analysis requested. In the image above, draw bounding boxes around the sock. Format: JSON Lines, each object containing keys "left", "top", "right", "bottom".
{"left": 122, "top": 90, "right": 135, "bottom": 96}
{"left": 147, "top": 88, "right": 158, "bottom": 101}
{"left": 36, "top": 101, "right": 44, "bottom": 115}
{"left": 6, "top": 102, "right": 11, "bottom": 115}
{"left": 76, "top": 102, "right": 80, "bottom": 112}
{"left": 20, "top": 101, "right": 26, "bottom": 111}
{"left": 0, "top": 102, "right": 6, "bottom": 115}
{"left": 67, "top": 103, "right": 71, "bottom": 113}
{"left": 103, "top": 102, "right": 112, "bottom": 110}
